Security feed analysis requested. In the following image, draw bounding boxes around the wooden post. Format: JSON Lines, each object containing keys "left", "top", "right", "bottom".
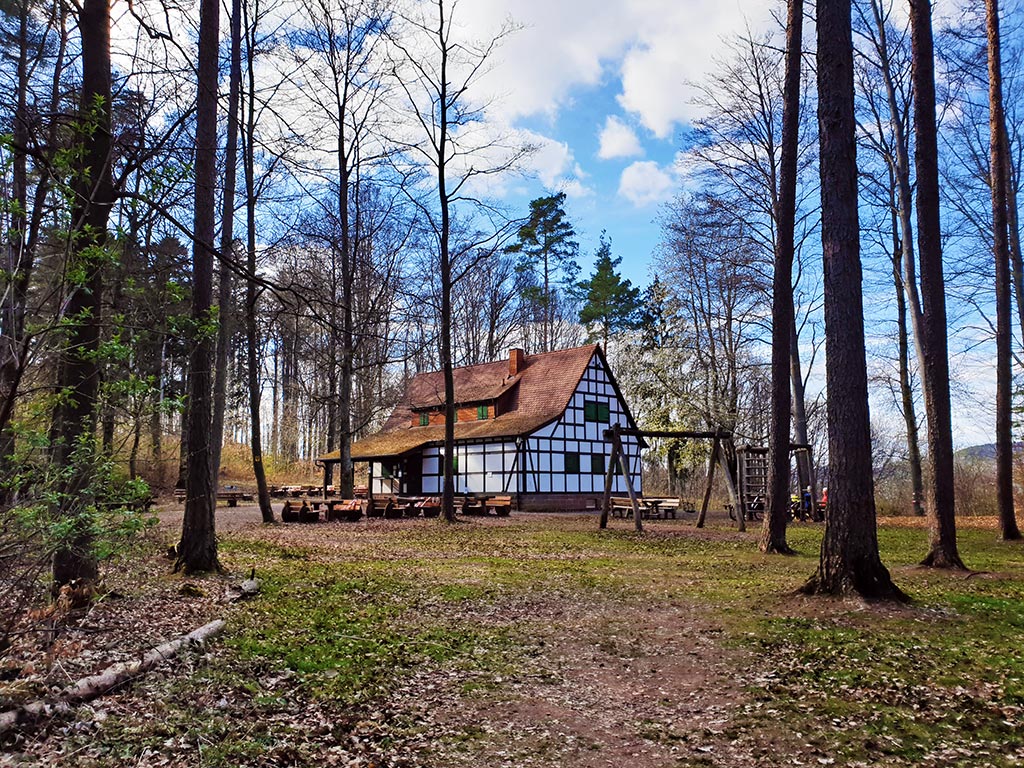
{"left": 317, "top": 460, "right": 327, "bottom": 500}
{"left": 696, "top": 430, "right": 720, "bottom": 528}
{"left": 600, "top": 429, "right": 619, "bottom": 529}
{"left": 719, "top": 439, "right": 744, "bottom": 532}
{"left": 611, "top": 425, "right": 643, "bottom": 532}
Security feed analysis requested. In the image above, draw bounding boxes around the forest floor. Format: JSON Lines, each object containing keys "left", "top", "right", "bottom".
{"left": 2, "top": 507, "right": 1023, "bottom": 767}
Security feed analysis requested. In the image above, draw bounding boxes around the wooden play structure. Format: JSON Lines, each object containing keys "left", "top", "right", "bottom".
{"left": 599, "top": 425, "right": 816, "bottom": 532}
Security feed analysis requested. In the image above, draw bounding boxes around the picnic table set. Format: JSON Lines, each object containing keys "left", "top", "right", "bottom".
{"left": 278, "top": 492, "right": 513, "bottom": 523}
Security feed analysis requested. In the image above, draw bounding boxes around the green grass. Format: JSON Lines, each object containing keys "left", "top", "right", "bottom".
{"left": 38, "top": 517, "right": 1024, "bottom": 766}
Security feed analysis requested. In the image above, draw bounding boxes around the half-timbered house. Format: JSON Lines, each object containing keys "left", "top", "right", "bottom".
{"left": 319, "top": 344, "right": 643, "bottom": 510}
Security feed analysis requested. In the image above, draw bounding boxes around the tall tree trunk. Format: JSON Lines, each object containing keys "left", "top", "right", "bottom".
{"left": 437, "top": 4, "right": 457, "bottom": 523}
{"left": 129, "top": 413, "right": 142, "bottom": 481}
{"left": 210, "top": 0, "right": 244, "bottom": 480}
{"left": 51, "top": 0, "right": 115, "bottom": 589}
{"left": 789, "top": 318, "right": 819, "bottom": 517}
{"left": 335, "top": 99, "right": 354, "bottom": 499}
{"left": 800, "top": 0, "right": 904, "bottom": 600}
{"left": 865, "top": 0, "right": 925, "bottom": 517}
{"left": 909, "top": 0, "right": 964, "bottom": 568}
{"left": 986, "top": 0, "right": 1022, "bottom": 541}
{"left": 175, "top": 392, "right": 189, "bottom": 489}
{"left": 243, "top": 0, "right": 273, "bottom": 523}
{"left": 1008, "top": 154, "right": 1024, "bottom": 341}
{"left": 177, "top": 0, "right": 221, "bottom": 573}
{"left": 891, "top": 205, "right": 925, "bottom": 516}
{"left": 761, "top": 0, "right": 803, "bottom": 555}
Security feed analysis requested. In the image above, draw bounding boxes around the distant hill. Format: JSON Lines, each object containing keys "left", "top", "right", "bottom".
{"left": 955, "top": 443, "right": 1022, "bottom": 461}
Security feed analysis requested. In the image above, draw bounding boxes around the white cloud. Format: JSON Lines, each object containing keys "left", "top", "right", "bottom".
{"left": 452, "top": 0, "right": 776, "bottom": 135}
{"left": 598, "top": 116, "right": 644, "bottom": 160}
{"left": 618, "top": 161, "right": 674, "bottom": 207}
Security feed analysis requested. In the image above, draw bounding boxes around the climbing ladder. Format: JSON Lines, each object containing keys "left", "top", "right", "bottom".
{"left": 736, "top": 445, "right": 768, "bottom": 519}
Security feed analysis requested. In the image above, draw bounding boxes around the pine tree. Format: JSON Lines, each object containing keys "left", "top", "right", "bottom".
{"left": 578, "top": 234, "right": 641, "bottom": 349}
{"left": 507, "top": 193, "right": 579, "bottom": 352}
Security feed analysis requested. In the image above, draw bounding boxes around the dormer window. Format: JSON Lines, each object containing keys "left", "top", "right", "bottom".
{"left": 477, "top": 405, "right": 488, "bottom": 420}
{"left": 419, "top": 413, "right": 429, "bottom": 426}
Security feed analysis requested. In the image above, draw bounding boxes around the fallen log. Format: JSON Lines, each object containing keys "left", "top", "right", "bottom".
{"left": 0, "top": 618, "right": 226, "bottom": 735}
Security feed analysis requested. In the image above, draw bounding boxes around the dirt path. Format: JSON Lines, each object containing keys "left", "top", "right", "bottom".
{"left": 375, "top": 602, "right": 733, "bottom": 766}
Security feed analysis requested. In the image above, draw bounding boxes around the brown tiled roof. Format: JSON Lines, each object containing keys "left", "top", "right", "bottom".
{"left": 319, "top": 345, "right": 602, "bottom": 461}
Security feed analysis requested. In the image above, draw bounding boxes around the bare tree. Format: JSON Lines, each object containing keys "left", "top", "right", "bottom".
{"left": 177, "top": 0, "right": 221, "bottom": 572}
{"left": 800, "top": 0, "right": 905, "bottom": 600}
{"left": 854, "top": 0, "right": 926, "bottom": 517}
{"left": 210, "top": 0, "right": 246, "bottom": 482}
{"left": 909, "top": 0, "right": 964, "bottom": 569}
{"left": 985, "top": 0, "right": 1022, "bottom": 540}
{"left": 291, "top": 0, "right": 393, "bottom": 499}
{"left": 762, "top": 0, "right": 804, "bottom": 555}
{"left": 389, "top": 0, "right": 528, "bottom": 521}
{"left": 688, "top": 24, "right": 821, "bottom": 523}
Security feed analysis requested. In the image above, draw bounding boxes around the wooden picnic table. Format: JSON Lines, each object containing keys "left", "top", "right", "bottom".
{"left": 459, "top": 493, "right": 493, "bottom": 515}
{"left": 610, "top": 497, "right": 678, "bottom": 520}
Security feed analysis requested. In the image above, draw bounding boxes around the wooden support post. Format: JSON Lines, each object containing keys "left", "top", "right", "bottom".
{"left": 600, "top": 432, "right": 618, "bottom": 529}
{"left": 696, "top": 430, "right": 720, "bottom": 528}
{"left": 610, "top": 425, "right": 642, "bottom": 532}
{"left": 718, "top": 439, "right": 744, "bottom": 532}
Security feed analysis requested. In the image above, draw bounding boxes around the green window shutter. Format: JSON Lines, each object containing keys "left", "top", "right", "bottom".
{"left": 565, "top": 452, "right": 580, "bottom": 473}
{"left": 381, "top": 464, "right": 392, "bottom": 479}
{"left": 452, "top": 454, "right": 459, "bottom": 473}
{"left": 419, "top": 413, "right": 429, "bottom": 426}
{"left": 477, "top": 404, "right": 488, "bottom": 420}
{"left": 598, "top": 402, "right": 611, "bottom": 423}
{"left": 584, "top": 401, "right": 597, "bottom": 422}
{"left": 591, "top": 454, "right": 605, "bottom": 475}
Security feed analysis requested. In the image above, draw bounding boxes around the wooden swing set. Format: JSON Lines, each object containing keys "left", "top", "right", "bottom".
{"left": 599, "top": 424, "right": 813, "bottom": 533}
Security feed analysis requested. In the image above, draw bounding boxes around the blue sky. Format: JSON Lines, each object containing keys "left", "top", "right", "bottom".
{"left": 449, "top": 0, "right": 998, "bottom": 447}
{"left": 456, "top": 0, "right": 779, "bottom": 287}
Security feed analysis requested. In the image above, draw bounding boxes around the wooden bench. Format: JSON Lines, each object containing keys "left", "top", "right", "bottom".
{"left": 368, "top": 495, "right": 402, "bottom": 519}
{"left": 460, "top": 496, "right": 486, "bottom": 516}
{"left": 418, "top": 497, "right": 441, "bottom": 518}
{"left": 281, "top": 499, "right": 298, "bottom": 522}
{"left": 609, "top": 497, "right": 667, "bottom": 520}
{"left": 174, "top": 489, "right": 253, "bottom": 507}
{"left": 610, "top": 497, "right": 636, "bottom": 518}
{"left": 298, "top": 501, "right": 319, "bottom": 523}
{"left": 395, "top": 497, "right": 423, "bottom": 518}
{"left": 327, "top": 499, "right": 363, "bottom": 522}
{"left": 218, "top": 491, "right": 254, "bottom": 507}
{"left": 488, "top": 495, "right": 513, "bottom": 517}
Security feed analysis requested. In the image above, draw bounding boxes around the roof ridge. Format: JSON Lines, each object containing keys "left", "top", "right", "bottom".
{"left": 406, "top": 343, "right": 601, "bottom": 379}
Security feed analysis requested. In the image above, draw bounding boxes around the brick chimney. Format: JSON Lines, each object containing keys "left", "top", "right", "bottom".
{"left": 509, "top": 348, "right": 525, "bottom": 376}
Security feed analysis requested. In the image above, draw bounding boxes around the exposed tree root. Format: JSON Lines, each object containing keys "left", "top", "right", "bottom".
{"left": 919, "top": 550, "right": 968, "bottom": 570}
{"left": 760, "top": 541, "right": 797, "bottom": 556}
{"left": 798, "top": 570, "right": 910, "bottom": 603}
